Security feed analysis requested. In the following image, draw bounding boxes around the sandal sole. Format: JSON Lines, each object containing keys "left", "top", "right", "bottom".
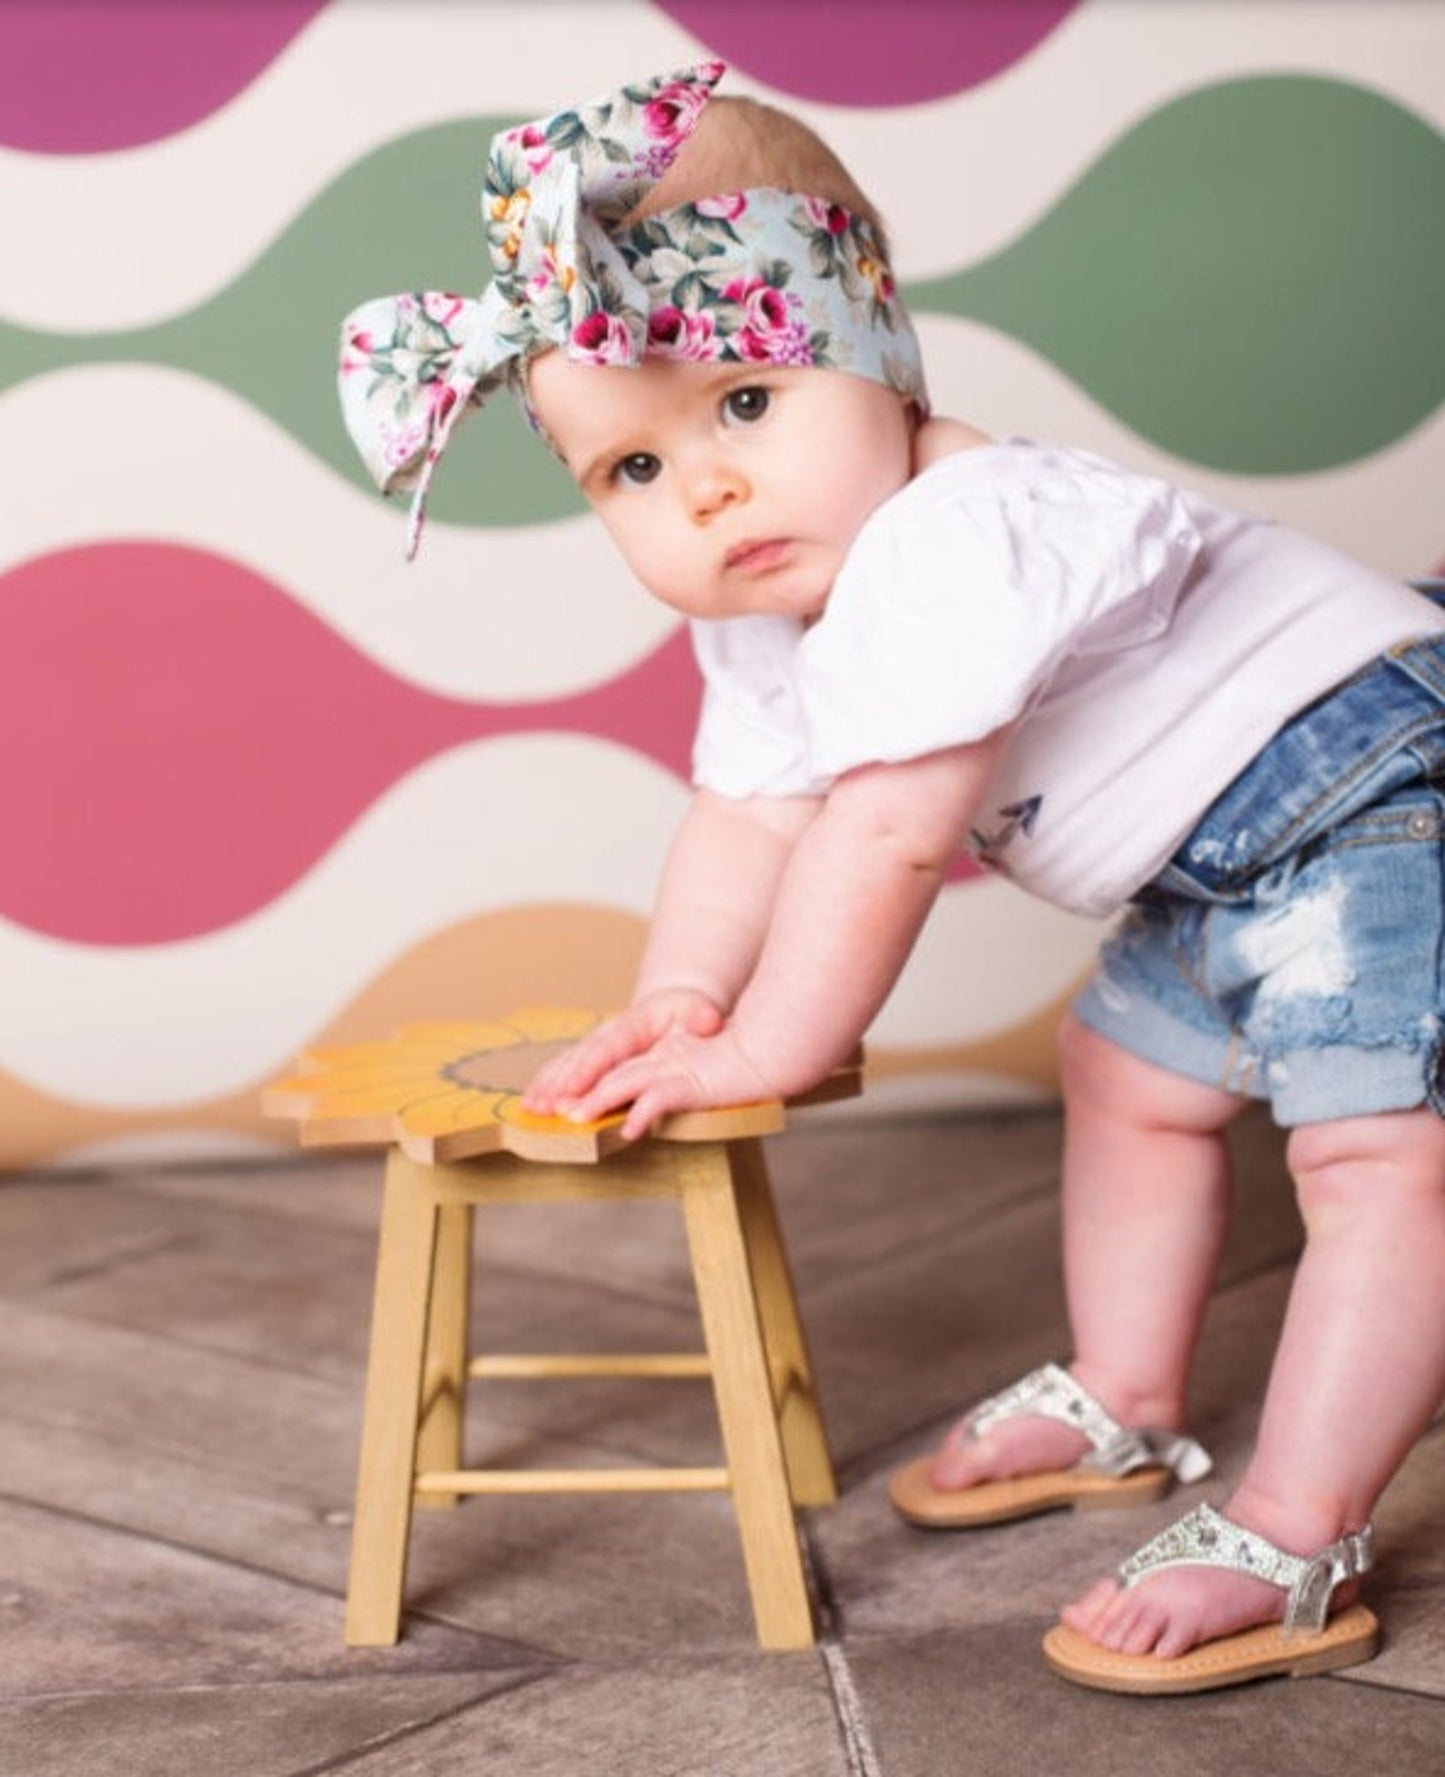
{"left": 887, "top": 1455, "right": 1172, "bottom": 1528}
{"left": 1041, "top": 1604, "right": 1381, "bottom": 1695}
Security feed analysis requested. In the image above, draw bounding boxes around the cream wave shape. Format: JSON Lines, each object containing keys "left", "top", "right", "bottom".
{"left": 1, "top": 1, "right": 1440, "bottom": 330}
{"left": 0, "top": 734, "right": 1101, "bottom": 1108}
{"left": 0, "top": 366, "right": 674, "bottom": 704}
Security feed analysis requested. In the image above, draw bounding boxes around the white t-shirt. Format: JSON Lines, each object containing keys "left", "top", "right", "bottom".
{"left": 691, "top": 440, "right": 1444, "bottom": 917}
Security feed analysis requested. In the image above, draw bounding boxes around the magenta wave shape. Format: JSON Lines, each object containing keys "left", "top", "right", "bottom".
{"left": 0, "top": 1, "right": 329, "bottom": 153}
{"left": 654, "top": 0, "right": 1080, "bottom": 105}
{"left": 1, "top": 541, "right": 980, "bottom": 946}
{"left": 0, "top": 542, "right": 705, "bottom": 945}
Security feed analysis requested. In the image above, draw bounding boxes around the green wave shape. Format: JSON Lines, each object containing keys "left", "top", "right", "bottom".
{"left": 2, "top": 78, "right": 1441, "bottom": 525}
{"left": 0, "top": 116, "right": 580, "bottom": 528}
{"left": 912, "top": 75, "right": 1445, "bottom": 472}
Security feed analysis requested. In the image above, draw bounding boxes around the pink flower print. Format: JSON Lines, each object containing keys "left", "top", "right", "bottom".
{"left": 723, "top": 278, "right": 814, "bottom": 365}
{"left": 526, "top": 247, "right": 576, "bottom": 302}
{"left": 421, "top": 293, "right": 466, "bottom": 330}
{"left": 805, "top": 195, "right": 851, "bottom": 236}
{"left": 723, "top": 277, "right": 785, "bottom": 324}
{"left": 647, "top": 306, "right": 718, "bottom": 361}
{"left": 519, "top": 124, "right": 555, "bottom": 174}
{"left": 501, "top": 122, "right": 554, "bottom": 176}
{"left": 424, "top": 381, "right": 459, "bottom": 428}
{"left": 382, "top": 377, "right": 459, "bottom": 470}
{"left": 570, "top": 310, "right": 635, "bottom": 365}
{"left": 340, "top": 323, "right": 374, "bottom": 376}
{"left": 381, "top": 417, "right": 427, "bottom": 472}
{"left": 696, "top": 192, "right": 748, "bottom": 223}
{"left": 643, "top": 77, "right": 710, "bottom": 154}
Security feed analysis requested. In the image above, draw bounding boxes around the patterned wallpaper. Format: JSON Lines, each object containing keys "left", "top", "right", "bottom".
{"left": 1, "top": 1, "right": 1441, "bottom": 1166}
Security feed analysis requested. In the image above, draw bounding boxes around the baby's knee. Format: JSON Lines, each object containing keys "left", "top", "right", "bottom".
{"left": 1058, "top": 1014, "right": 1240, "bottom": 1136}
{"left": 1286, "top": 1107, "right": 1445, "bottom": 1222}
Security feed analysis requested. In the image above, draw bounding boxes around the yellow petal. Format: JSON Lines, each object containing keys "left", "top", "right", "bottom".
{"left": 395, "top": 1020, "right": 527, "bottom": 1049}
{"left": 501, "top": 1007, "right": 601, "bottom": 1044}
{"left": 398, "top": 1089, "right": 505, "bottom": 1139}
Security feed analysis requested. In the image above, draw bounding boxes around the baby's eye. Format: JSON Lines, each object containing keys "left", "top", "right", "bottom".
{"left": 613, "top": 452, "right": 662, "bottom": 487}
{"left": 723, "top": 386, "right": 770, "bottom": 425}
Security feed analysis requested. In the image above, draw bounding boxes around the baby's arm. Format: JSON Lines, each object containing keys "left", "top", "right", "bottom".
{"left": 522, "top": 787, "right": 821, "bottom": 1110}
{"left": 554, "top": 731, "right": 1007, "bottom": 1137}
{"left": 632, "top": 787, "right": 823, "bottom": 1009}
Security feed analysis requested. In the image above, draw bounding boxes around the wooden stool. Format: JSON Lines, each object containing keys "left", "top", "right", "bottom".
{"left": 263, "top": 1009, "right": 853, "bottom": 1651}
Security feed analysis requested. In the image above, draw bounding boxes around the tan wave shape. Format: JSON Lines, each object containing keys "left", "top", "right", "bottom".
{"left": 867, "top": 989, "right": 1073, "bottom": 1094}
{"left": 0, "top": 906, "right": 1069, "bottom": 1170}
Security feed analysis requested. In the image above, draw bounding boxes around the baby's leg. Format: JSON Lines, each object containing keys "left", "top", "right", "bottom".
{"left": 931, "top": 1018, "right": 1242, "bottom": 1488}
{"left": 1064, "top": 1103, "right": 1445, "bottom": 1657}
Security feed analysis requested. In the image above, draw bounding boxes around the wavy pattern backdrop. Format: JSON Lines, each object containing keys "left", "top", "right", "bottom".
{"left": 1, "top": 1, "right": 1442, "bottom": 1167}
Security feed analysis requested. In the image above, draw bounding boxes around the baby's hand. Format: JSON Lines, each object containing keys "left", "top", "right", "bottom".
{"left": 553, "top": 1022, "right": 778, "bottom": 1142}
{"left": 520, "top": 988, "right": 724, "bottom": 1117}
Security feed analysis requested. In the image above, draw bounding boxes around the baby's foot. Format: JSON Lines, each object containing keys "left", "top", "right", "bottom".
{"left": 928, "top": 1408, "right": 1090, "bottom": 1491}
{"left": 891, "top": 1364, "right": 1201, "bottom": 1529}
{"left": 927, "top": 1364, "right": 1174, "bottom": 1492}
{"left": 1061, "top": 1564, "right": 1284, "bottom": 1660}
{"left": 1059, "top": 1498, "right": 1359, "bottom": 1660}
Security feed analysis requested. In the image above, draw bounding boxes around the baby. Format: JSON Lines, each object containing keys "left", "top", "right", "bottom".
{"left": 340, "top": 63, "right": 1445, "bottom": 1694}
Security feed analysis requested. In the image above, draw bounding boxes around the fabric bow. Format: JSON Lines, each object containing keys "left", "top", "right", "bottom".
{"left": 339, "top": 62, "right": 725, "bottom": 557}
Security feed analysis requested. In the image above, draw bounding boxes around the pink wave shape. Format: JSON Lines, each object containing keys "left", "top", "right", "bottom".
{"left": 654, "top": 0, "right": 1080, "bottom": 105}
{"left": 0, "top": 542, "right": 703, "bottom": 944}
{"left": 0, "top": 542, "right": 979, "bottom": 946}
{"left": 0, "top": 1, "right": 329, "bottom": 153}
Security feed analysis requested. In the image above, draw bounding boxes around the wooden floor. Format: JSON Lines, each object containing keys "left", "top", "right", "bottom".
{"left": 1, "top": 1105, "right": 1440, "bottom": 1775}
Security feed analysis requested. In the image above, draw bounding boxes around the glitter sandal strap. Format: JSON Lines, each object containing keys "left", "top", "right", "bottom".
{"left": 1116, "top": 1502, "right": 1375, "bottom": 1635}
{"left": 968, "top": 1363, "right": 1212, "bottom": 1484}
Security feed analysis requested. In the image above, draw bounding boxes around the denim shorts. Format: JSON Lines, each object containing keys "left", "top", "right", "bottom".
{"left": 1072, "top": 626, "right": 1445, "bottom": 1126}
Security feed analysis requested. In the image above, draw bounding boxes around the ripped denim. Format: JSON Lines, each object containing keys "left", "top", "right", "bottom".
{"left": 1072, "top": 631, "right": 1445, "bottom": 1125}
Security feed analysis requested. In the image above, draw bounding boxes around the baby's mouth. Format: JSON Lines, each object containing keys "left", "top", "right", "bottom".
{"left": 725, "top": 538, "right": 791, "bottom": 573}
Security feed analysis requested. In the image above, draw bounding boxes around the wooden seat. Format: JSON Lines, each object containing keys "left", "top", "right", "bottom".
{"left": 263, "top": 1009, "right": 851, "bottom": 1651}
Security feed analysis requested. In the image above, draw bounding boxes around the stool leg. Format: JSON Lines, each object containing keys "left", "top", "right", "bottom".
{"left": 680, "top": 1145, "right": 815, "bottom": 1650}
{"left": 345, "top": 1150, "right": 439, "bottom": 1647}
{"left": 415, "top": 1201, "right": 472, "bottom": 1509}
{"left": 728, "top": 1140, "right": 837, "bottom": 1507}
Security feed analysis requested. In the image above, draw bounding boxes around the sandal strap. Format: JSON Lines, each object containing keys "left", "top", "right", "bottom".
{"left": 968, "top": 1363, "right": 1212, "bottom": 1484}
{"left": 1116, "top": 1503, "right": 1375, "bottom": 1635}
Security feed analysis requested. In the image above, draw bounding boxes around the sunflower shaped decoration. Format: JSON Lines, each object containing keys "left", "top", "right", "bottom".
{"left": 263, "top": 1006, "right": 857, "bottom": 1165}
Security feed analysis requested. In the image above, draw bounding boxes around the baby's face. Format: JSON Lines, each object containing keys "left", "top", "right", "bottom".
{"left": 527, "top": 354, "right": 914, "bottom": 623}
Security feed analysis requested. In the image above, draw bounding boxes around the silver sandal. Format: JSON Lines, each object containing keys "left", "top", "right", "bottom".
{"left": 1044, "top": 1502, "right": 1381, "bottom": 1693}
{"left": 889, "top": 1362, "right": 1212, "bottom": 1528}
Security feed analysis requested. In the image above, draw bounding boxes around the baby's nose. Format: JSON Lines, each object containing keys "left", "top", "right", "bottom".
{"left": 685, "top": 455, "right": 748, "bottom": 520}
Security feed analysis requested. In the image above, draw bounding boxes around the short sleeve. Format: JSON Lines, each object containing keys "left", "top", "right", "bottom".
{"left": 690, "top": 615, "right": 832, "bottom": 798}
{"left": 798, "top": 442, "right": 1203, "bottom": 778}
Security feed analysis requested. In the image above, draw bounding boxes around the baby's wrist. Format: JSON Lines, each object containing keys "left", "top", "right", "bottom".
{"left": 722, "top": 1014, "right": 826, "bottom": 1102}
{"left": 632, "top": 980, "right": 728, "bottom": 1017}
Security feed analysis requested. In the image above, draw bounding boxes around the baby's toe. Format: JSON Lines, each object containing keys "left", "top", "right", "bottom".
{"left": 1060, "top": 1576, "right": 1120, "bottom": 1636}
{"left": 926, "top": 1438, "right": 992, "bottom": 1491}
{"left": 1107, "top": 1594, "right": 1167, "bottom": 1657}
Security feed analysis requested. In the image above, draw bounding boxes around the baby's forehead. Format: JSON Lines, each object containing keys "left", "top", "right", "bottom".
{"left": 528, "top": 353, "right": 770, "bottom": 439}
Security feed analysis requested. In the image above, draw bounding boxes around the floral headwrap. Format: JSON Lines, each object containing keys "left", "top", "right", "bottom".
{"left": 338, "top": 61, "right": 925, "bottom": 556}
